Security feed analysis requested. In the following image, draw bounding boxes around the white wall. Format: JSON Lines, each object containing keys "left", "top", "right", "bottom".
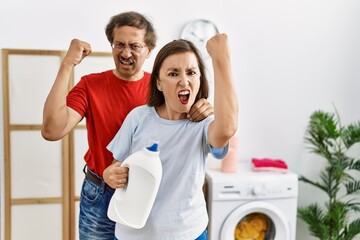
{"left": 1, "top": 0, "right": 360, "bottom": 239}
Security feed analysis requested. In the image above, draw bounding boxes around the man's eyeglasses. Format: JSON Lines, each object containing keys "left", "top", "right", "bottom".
{"left": 111, "top": 42, "right": 147, "bottom": 53}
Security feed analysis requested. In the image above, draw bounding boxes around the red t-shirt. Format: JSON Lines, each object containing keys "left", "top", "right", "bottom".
{"left": 67, "top": 70, "right": 150, "bottom": 177}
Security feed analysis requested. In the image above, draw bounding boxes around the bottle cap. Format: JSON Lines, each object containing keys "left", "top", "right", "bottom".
{"left": 146, "top": 143, "right": 159, "bottom": 152}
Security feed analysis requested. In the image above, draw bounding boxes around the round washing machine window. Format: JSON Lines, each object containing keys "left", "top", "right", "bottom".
{"left": 234, "top": 212, "right": 275, "bottom": 239}
{"left": 220, "top": 201, "right": 290, "bottom": 240}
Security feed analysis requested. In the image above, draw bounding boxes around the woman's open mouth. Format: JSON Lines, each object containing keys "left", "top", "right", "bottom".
{"left": 178, "top": 90, "right": 190, "bottom": 104}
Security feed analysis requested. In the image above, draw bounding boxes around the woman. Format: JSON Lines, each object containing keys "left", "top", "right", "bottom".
{"left": 107, "top": 33, "right": 238, "bottom": 240}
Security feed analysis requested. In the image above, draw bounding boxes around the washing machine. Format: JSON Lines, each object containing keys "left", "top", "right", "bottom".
{"left": 205, "top": 161, "right": 298, "bottom": 240}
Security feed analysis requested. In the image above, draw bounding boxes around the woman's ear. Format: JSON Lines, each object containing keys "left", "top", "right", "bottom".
{"left": 157, "top": 79, "right": 162, "bottom": 91}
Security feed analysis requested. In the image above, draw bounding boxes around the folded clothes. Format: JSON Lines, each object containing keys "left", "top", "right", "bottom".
{"left": 251, "top": 158, "right": 288, "bottom": 173}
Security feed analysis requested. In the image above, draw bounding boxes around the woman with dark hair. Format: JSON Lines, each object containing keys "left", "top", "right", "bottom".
{"left": 107, "top": 34, "right": 238, "bottom": 240}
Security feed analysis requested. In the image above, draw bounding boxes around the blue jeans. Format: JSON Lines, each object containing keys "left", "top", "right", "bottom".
{"left": 79, "top": 170, "right": 115, "bottom": 240}
{"left": 114, "top": 229, "right": 207, "bottom": 240}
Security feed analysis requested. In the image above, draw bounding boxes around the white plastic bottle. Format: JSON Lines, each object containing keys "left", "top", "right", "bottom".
{"left": 107, "top": 142, "right": 162, "bottom": 229}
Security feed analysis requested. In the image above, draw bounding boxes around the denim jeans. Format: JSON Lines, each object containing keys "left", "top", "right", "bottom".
{"left": 79, "top": 171, "right": 115, "bottom": 240}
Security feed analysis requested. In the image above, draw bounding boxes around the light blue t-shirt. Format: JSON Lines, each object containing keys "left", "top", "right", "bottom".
{"left": 107, "top": 105, "right": 228, "bottom": 240}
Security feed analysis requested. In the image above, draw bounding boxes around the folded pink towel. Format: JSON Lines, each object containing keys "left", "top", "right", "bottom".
{"left": 251, "top": 158, "right": 288, "bottom": 173}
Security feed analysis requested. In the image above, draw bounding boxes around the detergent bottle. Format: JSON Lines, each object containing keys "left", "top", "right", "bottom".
{"left": 107, "top": 141, "right": 162, "bottom": 229}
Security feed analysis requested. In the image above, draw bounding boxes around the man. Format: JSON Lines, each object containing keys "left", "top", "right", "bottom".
{"left": 41, "top": 11, "right": 213, "bottom": 239}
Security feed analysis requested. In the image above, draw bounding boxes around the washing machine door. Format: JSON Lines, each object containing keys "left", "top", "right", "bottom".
{"left": 220, "top": 201, "right": 290, "bottom": 240}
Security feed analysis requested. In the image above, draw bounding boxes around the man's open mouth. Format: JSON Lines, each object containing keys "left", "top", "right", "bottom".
{"left": 120, "top": 57, "right": 135, "bottom": 66}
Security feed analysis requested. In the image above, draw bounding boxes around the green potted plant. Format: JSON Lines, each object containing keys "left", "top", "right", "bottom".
{"left": 298, "top": 110, "right": 360, "bottom": 240}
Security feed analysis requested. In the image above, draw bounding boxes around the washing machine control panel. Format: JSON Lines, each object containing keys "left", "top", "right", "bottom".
{"left": 206, "top": 169, "right": 298, "bottom": 201}
{"left": 248, "top": 183, "right": 284, "bottom": 196}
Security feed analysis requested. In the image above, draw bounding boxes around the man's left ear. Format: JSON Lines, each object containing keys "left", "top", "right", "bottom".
{"left": 146, "top": 48, "right": 152, "bottom": 59}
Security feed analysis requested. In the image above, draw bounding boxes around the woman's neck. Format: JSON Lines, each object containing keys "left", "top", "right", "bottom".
{"left": 155, "top": 105, "right": 187, "bottom": 120}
